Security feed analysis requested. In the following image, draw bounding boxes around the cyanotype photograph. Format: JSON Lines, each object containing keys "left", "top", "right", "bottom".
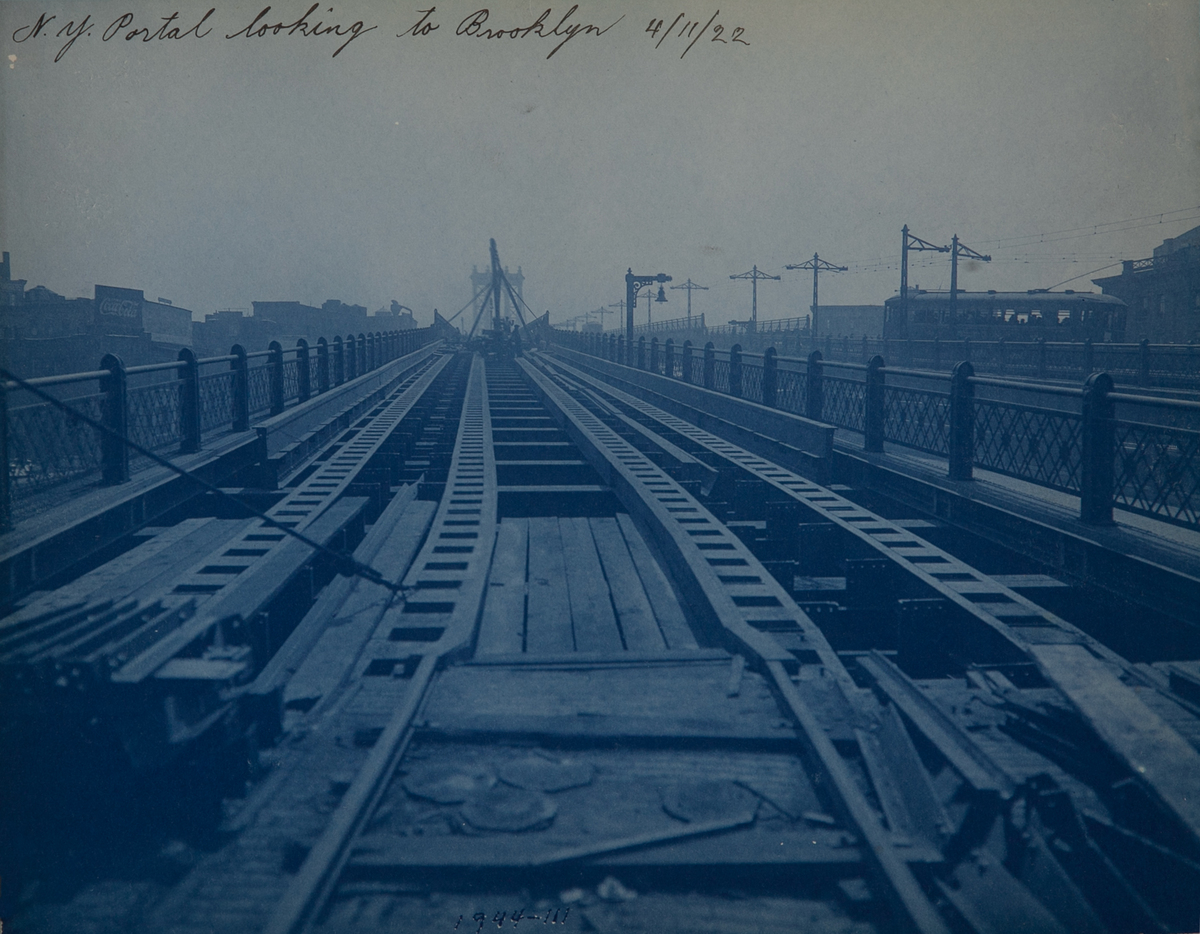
{"left": 1, "top": 2, "right": 1199, "bottom": 932}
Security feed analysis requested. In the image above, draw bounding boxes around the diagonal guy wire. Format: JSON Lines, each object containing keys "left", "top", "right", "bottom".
{"left": 1, "top": 366, "right": 406, "bottom": 594}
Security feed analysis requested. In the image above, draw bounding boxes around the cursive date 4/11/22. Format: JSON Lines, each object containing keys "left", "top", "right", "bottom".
{"left": 645, "top": 12, "right": 749, "bottom": 57}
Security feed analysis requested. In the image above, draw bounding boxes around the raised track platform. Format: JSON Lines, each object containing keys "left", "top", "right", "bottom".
{"left": 6, "top": 347, "right": 1200, "bottom": 934}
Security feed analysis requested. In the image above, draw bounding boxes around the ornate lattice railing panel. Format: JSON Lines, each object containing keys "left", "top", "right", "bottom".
{"left": 282, "top": 359, "right": 300, "bottom": 404}
{"left": 775, "top": 368, "right": 806, "bottom": 414}
{"left": 199, "top": 370, "right": 234, "bottom": 433}
{"left": 884, "top": 386, "right": 950, "bottom": 456}
{"left": 1043, "top": 345, "right": 1088, "bottom": 380}
{"left": 7, "top": 393, "right": 105, "bottom": 496}
{"left": 1152, "top": 348, "right": 1200, "bottom": 387}
{"left": 127, "top": 380, "right": 183, "bottom": 456}
{"left": 823, "top": 375, "right": 866, "bottom": 432}
{"left": 1094, "top": 346, "right": 1140, "bottom": 383}
{"left": 710, "top": 358, "right": 731, "bottom": 394}
{"left": 740, "top": 363, "right": 764, "bottom": 404}
{"left": 1113, "top": 420, "right": 1200, "bottom": 528}
{"left": 974, "top": 399, "right": 1082, "bottom": 493}
{"left": 247, "top": 364, "right": 271, "bottom": 416}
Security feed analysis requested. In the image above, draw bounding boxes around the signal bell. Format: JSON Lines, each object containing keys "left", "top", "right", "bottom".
{"left": 655, "top": 285, "right": 668, "bottom": 303}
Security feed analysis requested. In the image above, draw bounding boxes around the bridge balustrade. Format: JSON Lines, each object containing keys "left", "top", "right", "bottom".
{"left": 577, "top": 321, "right": 1199, "bottom": 390}
{"left": 0, "top": 327, "right": 439, "bottom": 531}
{"left": 550, "top": 326, "right": 1200, "bottom": 532}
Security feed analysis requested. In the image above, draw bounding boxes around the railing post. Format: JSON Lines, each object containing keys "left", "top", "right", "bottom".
{"left": 1080, "top": 372, "right": 1115, "bottom": 525}
{"left": 231, "top": 344, "right": 249, "bottom": 431}
{"left": 704, "top": 342, "right": 715, "bottom": 390}
{"left": 1084, "top": 338, "right": 1095, "bottom": 375}
{"left": 948, "top": 361, "right": 975, "bottom": 481}
{"left": 333, "top": 336, "right": 345, "bottom": 385}
{"left": 681, "top": 341, "right": 693, "bottom": 383}
{"left": 864, "top": 354, "right": 885, "bottom": 453}
{"left": 1037, "top": 338, "right": 1047, "bottom": 380}
{"left": 100, "top": 353, "right": 129, "bottom": 484}
{"left": 268, "top": 340, "right": 284, "bottom": 415}
{"left": 762, "top": 346, "right": 778, "bottom": 408}
{"left": 317, "top": 338, "right": 330, "bottom": 393}
{"left": 665, "top": 339, "right": 674, "bottom": 377}
{"left": 617, "top": 335, "right": 625, "bottom": 366}
{"left": 650, "top": 337, "right": 659, "bottom": 373}
{"left": 365, "top": 333, "right": 374, "bottom": 371}
{"left": 806, "top": 350, "right": 824, "bottom": 421}
{"left": 0, "top": 381, "right": 10, "bottom": 533}
{"left": 729, "top": 344, "right": 743, "bottom": 397}
{"left": 358, "top": 333, "right": 367, "bottom": 374}
{"left": 296, "top": 339, "right": 311, "bottom": 402}
{"left": 178, "top": 348, "right": 201, "bottom": 454}
{"left": 376, "top": 332, "right": 383, "bottom": 367}
{"left": 346, "top": 334, "right": 357, "bottom": 380}
{"left": 637, "top": 336, "right": 646, "bottom": 369}
{"left": 1139, "top": 338, "right": 1151, "bottom": 387}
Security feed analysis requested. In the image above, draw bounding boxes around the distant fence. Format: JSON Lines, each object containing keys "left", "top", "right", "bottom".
{"left": 555, "top": 329, "right": 1200, "bottom": 531}
{"left": 1, "top": 328, "right": 438, "bottom": 530}
{"left": 593, "top": 318, "right": 1200, "bottom": 389}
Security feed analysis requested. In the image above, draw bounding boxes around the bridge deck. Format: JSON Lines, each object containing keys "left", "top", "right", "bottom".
{"left": 7, "top": 348, "right": 1200, "bottom": 934}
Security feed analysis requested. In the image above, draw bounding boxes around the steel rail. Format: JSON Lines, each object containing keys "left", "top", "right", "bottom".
{"left": 264, "top": 352, "right": 498, "bottom": 934}
{"left": 516, "top": 354, "right": 951, "bottom": 934}
{"left": 110, "top": 351, "right": 452, "bottom": 683}
{"left": 538, "top": 349, "right": 1200, "bottom": 851}
{"left": 540, "top": 352, "right": 1162, "bottom": 681}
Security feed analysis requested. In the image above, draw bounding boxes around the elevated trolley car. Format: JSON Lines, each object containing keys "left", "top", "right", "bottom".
{"left": 884, "top": 288, "right": 1127, "bottom": 342}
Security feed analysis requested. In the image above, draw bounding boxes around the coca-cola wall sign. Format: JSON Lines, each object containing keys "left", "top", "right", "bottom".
{"left": 94, "top": 285, "right": 145, "bottom": 334}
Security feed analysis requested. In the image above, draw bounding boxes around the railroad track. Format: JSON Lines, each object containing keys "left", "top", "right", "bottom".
{"left": 8, "top": 346, "right": 1200, "bottom": 934}
{"left": 251, "top": 349, "right": 1199, "bottom": 934}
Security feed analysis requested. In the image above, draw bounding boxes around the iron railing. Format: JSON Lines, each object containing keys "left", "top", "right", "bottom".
{"left": 556, "top": 328, "right": 1200, "bottom": 531}
{"left": 590, "top": 317, "right": 1200, "bottom": 389}
{"left": 2, "top": 327, "right": 438, "bottom": 529}
{"left": 629, "top": 314, "right": 706, "bottom": 335}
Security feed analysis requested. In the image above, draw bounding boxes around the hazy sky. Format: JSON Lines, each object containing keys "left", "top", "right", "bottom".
{"left": 2, "top": 0, "right": 1198, "bottom": 329}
